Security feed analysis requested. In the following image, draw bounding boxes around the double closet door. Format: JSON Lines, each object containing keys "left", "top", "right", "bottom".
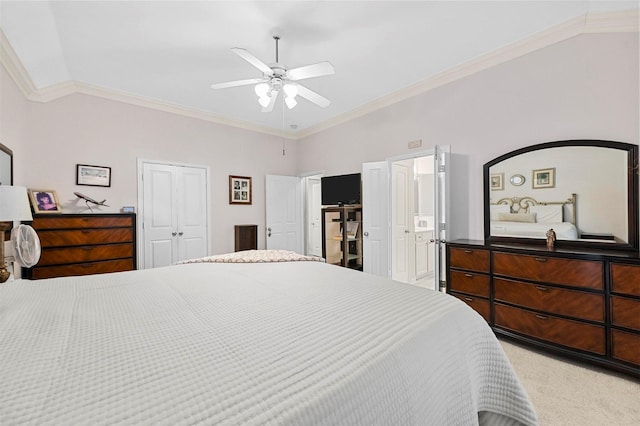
{"left": 142, "top": 162, "right": 209, "bottom": 268}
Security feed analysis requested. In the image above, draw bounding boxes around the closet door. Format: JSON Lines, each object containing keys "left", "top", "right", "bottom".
{"left": 142, "top": 163, "right": 208, "bottom": 268}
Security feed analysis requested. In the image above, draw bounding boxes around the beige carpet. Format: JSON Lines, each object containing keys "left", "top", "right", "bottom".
{"left": 499, "top": 338, "right": 640, "bottom": 426}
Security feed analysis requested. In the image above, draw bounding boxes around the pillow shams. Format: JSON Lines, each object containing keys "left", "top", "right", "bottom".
{"left": 497, "top": 213, "right": 537, "bottom": 223}
{"left": 529, "top": 204, "right": 563, "bottom": 223}
{"left": 490, "top": 204, "right": 511, "bottom": 220}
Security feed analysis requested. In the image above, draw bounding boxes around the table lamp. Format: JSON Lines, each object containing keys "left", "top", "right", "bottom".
{"left": 0, "top": 186, "right": 33, "bottom": 282}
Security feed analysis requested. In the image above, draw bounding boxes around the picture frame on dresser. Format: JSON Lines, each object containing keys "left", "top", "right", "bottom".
{"left": 28, "top": 189, "right": 61, "bottom": 213}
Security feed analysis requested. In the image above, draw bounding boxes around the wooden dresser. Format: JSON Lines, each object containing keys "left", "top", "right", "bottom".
{"left": 234, "top": 224, "right": 258, "bottom": 252}
{"left": 24, "top": 213, "right": 136, "bottom": 279}
{"left": 447, "top": 240, "right": 640, "bottom": 376}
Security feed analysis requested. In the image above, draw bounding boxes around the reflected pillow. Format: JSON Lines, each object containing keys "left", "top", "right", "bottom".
{"left": 497, "top": 213, "right": 537, "bottom": 223}
{"left": 529, "top": 205, "right": 563, "bottom": 223}
{"left": 490, "top": 204, "right": 511, "bottom": 221}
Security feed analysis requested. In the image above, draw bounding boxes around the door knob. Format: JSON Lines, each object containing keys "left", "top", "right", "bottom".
{"left": 363, "top": 231, "right": 369, "bottom": 237}
{"left": 178, "top": 231, "right": 184, "bottom": 236}
{"left": 404, "top": 230, "right": 410, "bottom": 234}
{"left": 172, "top": 232, "right": 177, "bottom": 236}
{"left": 267, "top": 227, "right": 272, "bottom": 237}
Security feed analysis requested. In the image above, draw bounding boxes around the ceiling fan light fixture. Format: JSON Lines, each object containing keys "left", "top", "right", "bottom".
{"left": 285, "top": 95, "right": 297, "bottom": 109}
{"left": 255, "top": 82, "right": 270, "bottom": 97}
{"left": 283, "top": 83, "right": 298, "bottom": 98}
{"left": 258, "top": 94, "right": 271, "bottom": 108}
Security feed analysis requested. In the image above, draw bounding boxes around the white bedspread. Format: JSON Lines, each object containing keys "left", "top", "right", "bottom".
{"left": 491, "top": 220, "right": 578, "bottom": 239}
{"left": 1, "top": 262, "right": 537, "bottom": 425}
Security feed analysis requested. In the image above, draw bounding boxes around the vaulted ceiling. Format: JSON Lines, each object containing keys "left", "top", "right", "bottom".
{"left": 1, "top": 1, "right": 638, "bottom": 138}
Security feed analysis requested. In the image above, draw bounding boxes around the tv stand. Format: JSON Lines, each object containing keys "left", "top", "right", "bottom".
{"left": 322, "top": 206, "right": 363, "bottom": 271}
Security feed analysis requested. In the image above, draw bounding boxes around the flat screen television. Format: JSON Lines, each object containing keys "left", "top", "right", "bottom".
{"left": 321, "top": 173, "right": 361, "bottom": 206}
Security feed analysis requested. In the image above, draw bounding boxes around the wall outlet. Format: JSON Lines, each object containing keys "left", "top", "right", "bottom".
{"left": 408, "top": 139, "right": 422, "bottom": 149}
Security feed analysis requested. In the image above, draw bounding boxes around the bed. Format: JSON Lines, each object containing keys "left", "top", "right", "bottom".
{"left": 1, "top": 251, "right": 537, "bottom": 425}
{"left": 490, "top": 194, "right": 578, "bottom": 239}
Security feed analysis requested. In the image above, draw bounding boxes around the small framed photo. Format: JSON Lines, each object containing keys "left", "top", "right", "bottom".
{"left": 490, "top": 173, "right": 504, "bottom": 191}
{"left": 77, "top": 164, "right": 111, "bottom": 187}
{"left": 532, "top": 168, "right": 555, "bottom": 189}
{"left": 28, "top": 189, "right": 61, "bottom": 213}
{"left": 229, "top": 175, "right": 252, "bottom": 205}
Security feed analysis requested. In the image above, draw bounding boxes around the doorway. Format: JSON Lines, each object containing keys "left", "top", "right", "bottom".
{"left": 390, "top": 154, "right": 436, "bottom": 286}
{"left": 137, "top": 160, "right": 210, "bottom": 269}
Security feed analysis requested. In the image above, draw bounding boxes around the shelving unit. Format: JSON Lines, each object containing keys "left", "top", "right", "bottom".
{"left": 322, "top": 206, "right": 362, "bottom": 270}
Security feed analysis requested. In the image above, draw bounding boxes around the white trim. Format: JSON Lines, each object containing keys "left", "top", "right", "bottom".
{"left": 136, "top": 158, "right": 212, "bottom": 269}
{"left": 1, "top": 10, "right": 637, "bottom": 140}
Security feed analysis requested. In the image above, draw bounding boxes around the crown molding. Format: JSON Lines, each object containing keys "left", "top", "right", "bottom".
{"left": 2, "top": 9, "right": 637, "bottom": 141}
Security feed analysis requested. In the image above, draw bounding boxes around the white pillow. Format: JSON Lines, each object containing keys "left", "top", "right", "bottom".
{"left": 498, "top": 213, "right": 537, "bottom": 223}
{"left": 490, "top": 204, "right": 510, "bottom": 221}
{"left": 529, "top": 204, "right": 563, "bottom": 223}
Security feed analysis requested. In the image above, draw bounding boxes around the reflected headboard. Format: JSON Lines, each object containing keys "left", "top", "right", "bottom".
{"left": 492, "top": 193, "right": 577, "bottom": 225}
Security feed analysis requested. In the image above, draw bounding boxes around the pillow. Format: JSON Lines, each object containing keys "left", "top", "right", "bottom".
{"left": 497, "top": 213, "right": 537, "bottom": 223}
{"left": 529, "top": 205, "right": 563, "bottom": 223}
{"left": 490, "top": 204, "right": 511, "bottom": 221}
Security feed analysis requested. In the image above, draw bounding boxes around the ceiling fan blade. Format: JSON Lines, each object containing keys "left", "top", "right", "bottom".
{"left": 210, "top": 78, "right": 263, "bottom": 90}
{"left": 231, "top": 48, "right": 274, "bottom": 76}
{"left": 288, "top": 62, "right": 335, "bottom": 81}
{"left": 296, "top": 84, "right": 331, "bottom": 108}
{"left": 261, "top": 90, "right": 279, "bottom": 113}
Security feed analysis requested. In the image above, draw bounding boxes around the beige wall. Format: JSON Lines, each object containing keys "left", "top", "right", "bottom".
{"left": 296, "top": 33, "right": 640, "bottom": 241}
{"left": 0, "top": 65, "right": 298, "bottom": 254}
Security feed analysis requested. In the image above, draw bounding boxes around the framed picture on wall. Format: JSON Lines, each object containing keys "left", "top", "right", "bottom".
{"left": 490, "top": 173, "right": 504, "bottom": 191}
{"left": 229, "top": 175, "right": 252, "bottom": 205}
{"left": 77, "top": 164, "right": 111, "bottom": 187}
{"left": 532, "top": 168, "right": 555, "bottom": 189}
{"left": 28, "top": 189, "right": 61, "bottom": 213}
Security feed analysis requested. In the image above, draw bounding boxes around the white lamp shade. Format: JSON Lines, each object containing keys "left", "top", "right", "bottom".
{"left": 0, "top": 186, "right": 33, "bottom": 222}
{"left": 285, "top": 95, "right": 297, "bottom": 109}
{"left": 283, "top": 83, "right": 298, "bottom": 98}
{"left": 254, "top": 83, "right": 269, "bottom": 97}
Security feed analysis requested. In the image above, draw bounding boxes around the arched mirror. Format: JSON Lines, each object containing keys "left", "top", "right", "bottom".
{"left": 484, "top": 140, "right": 638, "bottom": 251}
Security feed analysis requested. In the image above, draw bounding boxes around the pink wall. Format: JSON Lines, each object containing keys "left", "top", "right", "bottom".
{"left": 297, "top": 33, "right": 640, "bottom": 241}
{"left": 0, "top": 65, "right": 298, "bottom": 254}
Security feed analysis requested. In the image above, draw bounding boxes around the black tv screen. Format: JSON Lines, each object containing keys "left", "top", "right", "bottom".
{"left": 321, "top": 173, "right": 361, "bottom": 206}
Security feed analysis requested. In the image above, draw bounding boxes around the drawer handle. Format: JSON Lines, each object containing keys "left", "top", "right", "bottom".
{"left": 534, "top": 257, "right": 547, "bottom": 262}
{"left": 464, "top": 250, "right": 473, "bottom": 254}
{"left": 81, "top": 230, "right": 91, "bottom": 234}
{"left": 464, "top": 273, "right": 473, "bottom": 278}
{"left": 535, "top": 314, "right": 548, "bottom": 320}
{"left": 464, "top": 297, "right": 474, "bottom": 302}
{"left": 535, "top": 286, "right": 548, "bottom": 291}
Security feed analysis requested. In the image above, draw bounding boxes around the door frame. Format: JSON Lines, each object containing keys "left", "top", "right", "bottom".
{"left": 301, "top": 172, "right": 324, "bottom": 257}
{"left": 136, "top": 158, "right": 212, "bottom": 269}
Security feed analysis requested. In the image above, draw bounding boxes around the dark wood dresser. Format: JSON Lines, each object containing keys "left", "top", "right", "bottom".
{"left": 447, "top": 239, "right": 640, "bottom": 376}
{"left": 24, "top": 213, "right": 136, "bottom": 279}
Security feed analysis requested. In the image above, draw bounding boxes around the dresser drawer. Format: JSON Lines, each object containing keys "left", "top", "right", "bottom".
{"left": 493, "top": 252, "right": 603, "bottom": 290}
{"left": 38, "top": 244, "right": 134, "bottom": 266}
{"left": 495, "top": 303, "right": 605, "bottom": 355}
{"left": 38, "top": 229, "right": 134, "bottom": 247}
{"left": 449, "top": 247, "right": 489, "bottom": 273}
{"left": 611, "top": 263, "right": 640, "bottom": 296}
{"left": 611, "top": 296, "right": 640, "bottom": 331}
{"left": 31, "top": 259, "right": 134, "bottom": 279}
{"left": 32, "top": 216, "right": 133, "bottom": 230}
{"left": 451, "top": 292, "right": 490, "bottom": 323}
{"left": 449, "top": 270, "right": 490, "bottom": 297}
{"left": 611, "top": 329, "right": 640, "bottom": 366}
{"left": 494, "top": 277, "right": 604, "bottom": 322}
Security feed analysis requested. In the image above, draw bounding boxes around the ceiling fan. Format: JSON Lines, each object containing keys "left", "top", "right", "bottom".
{"left": 210, "top": 36, "right": 334, "bottom": 112}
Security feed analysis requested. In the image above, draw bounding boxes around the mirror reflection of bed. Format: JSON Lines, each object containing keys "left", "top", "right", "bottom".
{"left": 490, "top": 194, "right": 581, "bottom": 241}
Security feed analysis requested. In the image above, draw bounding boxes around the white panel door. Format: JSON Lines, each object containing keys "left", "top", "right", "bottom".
{"left": 266, "top": 175, "right": 303, "bottom": 253}
{"left": 143, "top": 163, "right": 178, "bottom": 268}
{"left": 141, "top": 162, "right": 208, "bottom": 268}
{"left": 177, "top": 167, "right": 208, "bottom": 262}
{"left": 433, "top": 145, "right": 450, "bottom": 291}
{"left": 392, "top": 162, "right": 409, "bottom": 282}
{"left": 362, "top": 161, "right": 390, "bottom": 278}
{"left": 306, "top": 177, "right": 323, "bottom": 257}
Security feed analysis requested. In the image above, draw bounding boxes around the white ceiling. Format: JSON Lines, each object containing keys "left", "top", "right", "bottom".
{"left": 1, "top": 1, "right": 638, "bottom": 137}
